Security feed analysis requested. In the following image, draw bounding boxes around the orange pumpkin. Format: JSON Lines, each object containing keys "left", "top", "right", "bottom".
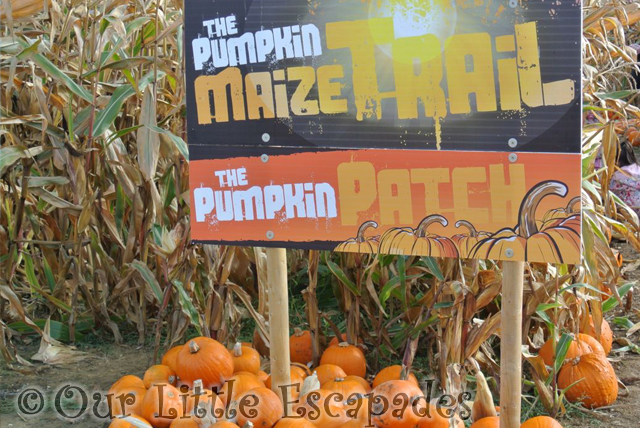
{"left": 538, "top": 333, "right": 605, "bottom": 368}
{"left": 379, "top": 215, "right": 458, "bottom": 258}
{"left": 585, "top": 316, "right": 613, "bottom": 355}
{"left": 471, "top": 181, "right": 580, "bottom": 263}
{"left": 290, "top": 329, "right": 314, "bottom": 365}
{"left": 210, "top": 422, "right": 241, "bottom": 428}
{"left": 334, "top": 221, "right": 379, "bottom": 254}
{"left": 542, "top": 196, "right": 581, "bottom": 223}
{"left": 162, "top": 346, "right": 183, "bottom": 373}
{"left": 143, "top": 365, "right": 177, "bottom": 388}
{"left": 328, "top": 334, "right": 362, "bottom": 348}
{"left": 315, "top": 364, "right": 348, "bottom": 386}
{"left": 371, "top": 365, "right": 418, "bottom": 388}
{"left": 521, "top": 416, "right": 564, "bottom": 428}
{"left": 293, "top": 389, "right": 348, "bottom": 428}
{"left": 186, "top": 379, "right": 224, "bottom": 419}
{"left": 232, "top": 342, "right": 262, "bottom": 375}
{"left": 320, "top": 343, "right": 366, "bottom": 377}
{"left": 258, "top": 370, "right": 269, "bottom": 384}
{"left": 416, "top": 405, "right": 464, "bottom": 428}
{"left": 274, "top": 417, "right": 317, "bottom": 428}
{"left": 557, "top": 353, "right": 618, "bottom": 409}
{"left": 141, "top": 383, "right": 184, "bottom": 428}
{"left": 370, "top": 380, "right": 425, "bottom": 428}
{"left": 266, "top": 366, "right": 306, "bottom": 401}
{"left": 234, "top": 387, "right": 283, "bottom": 428}
{"left": 108, "top": 381, "right": 147, "bottom": 417}
{"left": 469, "top": 416, "right": 499, "bottom": 428}
{"left": 176, "top": 337, "right": 234, "bottom": 389}
{"left": 108, "top": 415, "right": 151, "bottom": 428}
{"left": 169, "top": 417, "right": 200, "bottom": 428}
{"left": 451, "top": 220, "right": 491, "bottom": 259}
{"left": 344, "top": 394, "right": 369, "bottom": 423}
{"left": 323, "top": 377, "right": 367, "bottom": 400}
{"left": 221, "top": 371, "right": 266, "bottom": 406}
{"left": 344, "top": 376, "right": 371, "bottom": 393}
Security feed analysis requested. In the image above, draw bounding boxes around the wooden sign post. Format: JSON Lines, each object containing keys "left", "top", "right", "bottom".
{"left": 266, "top": 247, "right": 292, "bottom": 413}
{"left": 500, "top": 261, "right": 525, "bottom": 428}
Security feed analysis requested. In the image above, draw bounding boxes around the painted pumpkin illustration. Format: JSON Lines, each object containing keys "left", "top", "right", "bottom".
{"left": 335, "top": 220, "right": 379, "bottom": 254}
{"left": 542, "top": 196, "right": 581, "bottom": 222}
{"left": 378, "top": 215, "right": 458, "bottom": 258}
{"left": 451, "top": 220, "right": 491, "bottom": 259}
{"left": 471, "top": 181, "right": 580, "bottom": 264}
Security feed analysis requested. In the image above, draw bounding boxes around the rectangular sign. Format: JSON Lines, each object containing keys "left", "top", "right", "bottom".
{"left": 186, "top": 0, "right": 582, "bottom": 263}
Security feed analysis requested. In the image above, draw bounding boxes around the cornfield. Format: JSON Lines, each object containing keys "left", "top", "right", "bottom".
{"left": 1, "top": 0, "right": 640, "bottom": 423}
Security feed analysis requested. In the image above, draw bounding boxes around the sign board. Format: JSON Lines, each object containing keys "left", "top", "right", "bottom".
{"left": 186, "top": 0, "right": 581, "bottom": 264}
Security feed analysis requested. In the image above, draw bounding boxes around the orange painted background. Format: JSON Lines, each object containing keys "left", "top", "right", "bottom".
{"left": 189, "top": 149, "right": 581, "bottom": 264}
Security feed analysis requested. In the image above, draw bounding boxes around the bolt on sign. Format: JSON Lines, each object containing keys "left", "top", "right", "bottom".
{"left": 186, "top": 0, "right": 581, "bottom": 264}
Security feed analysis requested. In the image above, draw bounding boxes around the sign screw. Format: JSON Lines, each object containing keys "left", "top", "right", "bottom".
{"left": 508, "top": 153, "right": 518, "bottom": 163}
{"left": 505, "top": 248, "right": 514, "bottom": 258}
{"left": 509, "top": 0, "right": 518, "bottom": 8}
{"left": 261, "top": 154, "right": 269, "bottom": 163}
{"left": 266, "top": 231, "right": 275, "bottom": 240}
{"left": 508, "top": 138, "right": 518, "bottom": 148}
{"left": 262, "top": 133, "right": 271, "bottom": 143}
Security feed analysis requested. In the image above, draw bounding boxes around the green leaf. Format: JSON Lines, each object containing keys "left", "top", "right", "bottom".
{"left": 8, "top": 319, "right": 86, "bottom": 342}
{"left": 421, "top": 257, "right": 444, "bottom": 281}
{"left": 0, "top": 146, "right": 44, "bottom": 176}
{"left": 603, "top": 282, "right": 635, "bottom": 312}
{"left": 554, "top": 333, "right": 573, "bottom": 373}
{"left": 27, "top": 176, "right": 70, "bottom": 187}
{"left": 595, "top": 90, "right": 639, "bottom": 100}
{"left": 613, "top": 316, "right": 635, "bottom": 330}
{"left": 325, "top": 259, "right": 360, "bottom": 296}
{"left": 147, "top": 125, "right": 189, "bottom": 160}
{"left": 92, "top": 70, "right": 164, "bottom": 137}
{"left": 18, "top": 38, "right": 92, "bottom": 102}
{"left": 130, "top": 260, "right": 163, "bottom": 302}
{"left": 172, "top": 280, "right": 202, "bottom": 335}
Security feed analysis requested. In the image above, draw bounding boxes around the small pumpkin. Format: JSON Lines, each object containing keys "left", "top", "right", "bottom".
{"left": 257, "top": 370, "right": 269, "bottom": 384}
{"left": 293, "top": 389, "right": 348, "bottom": 428}
{"left": 521, "top": 416, "right": 564, "bottom": 428}
{"left": 274, "top": 418, "right": 317, "bottom": 428}
{"left": 176, "top": 337, "right": 234, "bottom": 389}
{"left": 210, "top": 422, "right": 241, "bottom": 428}
{"left": 371, "top": 365, "right": 418, "bottom": 388}
{"left": 108, "top": 415, "right": 152, "bottom": 428}
{"left": 379, "top": 215, "right": 458, "bottom": 258}
{"left": 538, "top": 333, "right": 605, "bottom": 368}
{"left": 186, "top": 379, "right": 224, "bottom": 419}
{"left": 334, "top": 221, "right": 379, "bottom": 254}
{"left": 162, "top": 346, "right": 183, "bottom": 373}
{"left": 143, "top": 365, "right": 176, "bottom": 388}
{"left": 323, "top": 377, "right": 367, "bottom": 400}
{"left": 169, "top": 416, "right": 200, "bottom": 428}
{"left": 542, "top": 196, "right": 581, "bottom": 223}
{"left": 234, "top": 387, "right": 283, "bottom": 428}
{"left": 557, "top": 353, "right": 618, "bottom": 409}
{"left": 469, "top": 416, "right": 499, "bottom": 428}
{"left": 266, "top": 366, "right": 306, "bottom": 401}
{"left": 328, "top": 334, "right": 361, "bottom": 348}
{"left": 584, "top": 316, "right": 613, "bottom": 355}
{"left": 141, "top": 383, "right": 184, "bottom": 428}
{"left": 232, "top": 342, "right": 261, "bottom": 375}
{"left": 343, "top": 375, "right": 371, "bottom": 393}
{"left": 451, "top": 220, "right": 490, "bottom": 259}
{"left": 289, "top": 328, "right": 314, "bottom": 365}
{"left": 314, "top": 364, "right": 347, "bottom": 386}
{"left": 416, "top": 405, "right": 464, "bottom": 428}
{"left": 370, "top": 380, "right": 425, "bottom": 428}
{"left": 320, "top": 343, "right": 366, "bottom": 377}
{"left": 221, "top": 372, "right": 266, "bottom": 406}
{"left": 344, "top": 393, "right": 369, "bottom": 423}
{"left": 108, "top": 381, "right": 147, "bottom": 417}
{"left": 471, "top": 181, "right": 580, "bottom": 263}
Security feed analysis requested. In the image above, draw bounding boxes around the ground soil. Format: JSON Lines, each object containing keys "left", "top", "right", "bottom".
{"left": 1, "top": 243, "right": 640, "bottom": 428}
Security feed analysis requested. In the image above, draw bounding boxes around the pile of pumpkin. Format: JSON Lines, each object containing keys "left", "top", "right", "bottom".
{"left": 107, "top": 330, "right": 565, "bottom": 428}
{"left": 535, "top": 316, "right": 618, "bottom": 410}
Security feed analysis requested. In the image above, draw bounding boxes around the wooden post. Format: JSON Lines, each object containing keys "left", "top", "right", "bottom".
{"left": 500, "top": 261, "right": 525, "bottom": 428}
{"left": 266, "top": 247, "right": 292, "bottom": 415}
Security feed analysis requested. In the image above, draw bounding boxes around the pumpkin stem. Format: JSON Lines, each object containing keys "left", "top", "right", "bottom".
{"left": 399, "top": 365, "right": 408, "bottom": 381}
{"left": 242, "top": 422, "right": 254, "bottom": 428}
{"left": 294, "top": 327, "right": 304, "bottom": 337}
{"left": 415, "top": 215, "right": 448, "bottom": 238}
{"left": 188, "top": 340, "right": 200, "bottom": 354}
{"left": 338, "top": 341, "right": 349, "bottom": 348}
{"left": 335, "top": 377, "right": 345, "bottom": 382}
{"left": 454, "top": 220, "right": 477, "bottom": 237}
{"left": 566, "top": 196, "right": 581, "bottom": 213}
{"left": 356, "top": 220, "right": 378, "bottom": 243}
{"left": 517, "top": 181, "right": 568, "bottom": 238}
{"left": 233, "top": 342, "right": 243, "bottom": 357}
{"left": 193, "top": 379, "right": 204, "bottom": 393}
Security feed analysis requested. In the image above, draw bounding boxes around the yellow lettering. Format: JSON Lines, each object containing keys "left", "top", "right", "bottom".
{"left": 489, "top": 163, "right": 526, "bottom": 223}
{"left": 194, "top": 68, "right": 245, "bottom": 124}
{"left": 410, "top": 168, "right": 450, "bottom": 212}
{"left": 288, "top": 67, "right": 319, "bottom": 115}
{"left": 245, "top": 72, "right": 275, "bottom": 120}
{"left": 337, "top": 162, "right": 377, "bottom": 226}
{"left": 317, "top": 65, "right": 348, "bottom": 114}
{"left": 452, "top": 167, "right": 489, "bottom": 223}
{"left": 378, "top": 169, "right": 413, "bottom": 225}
